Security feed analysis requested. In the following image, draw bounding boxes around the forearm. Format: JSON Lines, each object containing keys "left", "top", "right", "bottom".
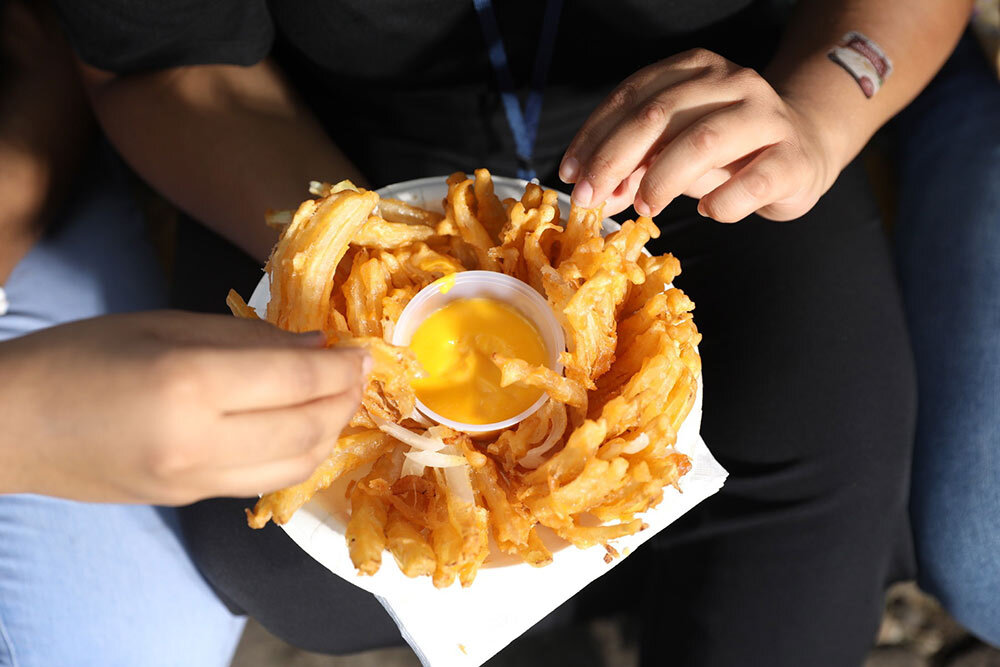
{"left": 1, "top": 0, "right": 94, "bottom": 282}
{"left": 766, "top": 0, "right": 972, "bottom": 177}
{"left": 80, "top": 59, "right": 364, "bottom": 262}
{"left": 0, "top": 104, "right": 86, "bottom": 283}
{"left": 0, "top": 144, "right": 45, "bottom": 283}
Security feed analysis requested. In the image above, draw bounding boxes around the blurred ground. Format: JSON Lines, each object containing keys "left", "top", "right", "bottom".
{"left": 230, "top": 582, "right": 1000, "bottom": 667}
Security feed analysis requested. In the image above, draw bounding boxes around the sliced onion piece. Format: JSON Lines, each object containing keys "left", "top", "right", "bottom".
{"left": 404, "top": 449, "right": 467, "bottom": 468}
{"left": 425, "top": 425, "right": 453, "bottom": 439}
{"left": 622, "top": 432, "right": 651, "bottom": 454}
{"left": 400, "top": 455, "right": 426, "bottom": 478}
{"left": 519, "top": 426, "right": 564, "bottom": 470}
{"left": 444, "top": 464, "right": 475, "bottom": 504}
{"left": 407, "top": 408, "right": 433, "bottom": 427}
{"left": 372, "top": 415, "right": 445, "bottom": 452}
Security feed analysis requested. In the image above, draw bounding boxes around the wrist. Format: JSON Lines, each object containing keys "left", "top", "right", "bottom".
{"left": 781, "top": 92, "right": 852, "bottom": 193}
{"left": 769, "top": 59, "right": 876, "bottom": 192}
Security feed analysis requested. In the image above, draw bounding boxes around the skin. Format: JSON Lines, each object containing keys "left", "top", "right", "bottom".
{"left": 559, "top": 0, "right": 973, "bottom": 221}
{"left": 79, "top": 60, "right": 366, "bottom": 263}
{"left": 0, "top": 0, "right": 94, "bottom": 282}
{"left": 0, "top": 312, "right": 369, "bottom": 505}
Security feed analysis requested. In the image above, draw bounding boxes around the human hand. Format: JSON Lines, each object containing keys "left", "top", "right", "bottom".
{"left": 559, "top": 48, "right": 840, "bottom": 222}
{"left": 0, "top": 311, "right": 369, "bottom": 504}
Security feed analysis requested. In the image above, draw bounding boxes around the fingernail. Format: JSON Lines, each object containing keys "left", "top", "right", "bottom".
{"left": 361, "top": 352, "right": 374, "bottom": 379}
{"left": 634, "top": 197, "right": 651, "bottom": 217}
{"left": 559, "top": 156, "right": 579, "bottom": 183}
{"left": 572, "top": 180, "right": 594, "bottom": 208}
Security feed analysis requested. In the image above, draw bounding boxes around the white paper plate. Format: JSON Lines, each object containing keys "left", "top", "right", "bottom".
{"left": 246, "top": 176, "right": 727, "bottom": 667}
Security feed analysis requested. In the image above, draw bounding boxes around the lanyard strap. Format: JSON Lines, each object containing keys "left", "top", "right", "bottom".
{"left": 473, "top": 0, "right": 563, "bottom": 181}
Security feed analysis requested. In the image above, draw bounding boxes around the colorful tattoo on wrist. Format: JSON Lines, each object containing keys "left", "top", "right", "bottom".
{"left": 828, "top": 31, "right": 893, "bottom": 98}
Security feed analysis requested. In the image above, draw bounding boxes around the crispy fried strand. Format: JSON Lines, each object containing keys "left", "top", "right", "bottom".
{"left": 354, "top": 216, "right": 436, "bottom": 248}
{"left": 385, "top": 508, "right": 437, "bottom": 577}
{"left": 445, "top": 174, "right": 500, "bottom": 271}
{"left": 346, "top": 451, "right": 397, "bottom": 575}
{"left": 492, "top": 354, "right": 587, "bottom": 408}
{"left": 246, "top": 430, "right": 392, "bottom": 528}
{"left": 379, "top": 198, "right": 445, "bottom": 226}
{"left": 267, "top": 189, "right": 379, "bottom": 332}
{"left": 226, "top": 289, "right": 259, "bottom": 319}
{"left": 473, "top": 168, "right": 508, "bottom": 242}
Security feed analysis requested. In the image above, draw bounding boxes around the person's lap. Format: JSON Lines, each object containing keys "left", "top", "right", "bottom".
{"left": 893, "top": 32, "right": 1000, "bottom": 647}
{"left": 0, "top": 146, "right": 245, "bottom": 667}
{"left": 179, "top": 158, "right": 915, "bottom": 665}
{"left": 630, "top": 160, "right": 915, "bottom": 666}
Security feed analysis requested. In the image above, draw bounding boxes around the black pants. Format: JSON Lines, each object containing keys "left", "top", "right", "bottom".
{"left": 178, "top": 159, "right": 916, "bottom": 666}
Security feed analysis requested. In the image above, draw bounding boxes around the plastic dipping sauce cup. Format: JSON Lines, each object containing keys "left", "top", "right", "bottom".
{"left": 391, "top": 271, "right": 566, "bottom": 436}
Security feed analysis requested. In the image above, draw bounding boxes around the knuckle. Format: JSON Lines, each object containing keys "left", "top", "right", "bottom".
{"left": 687, "top": 123, "right": 720, "bottom": 156}
{"left": 636, "top": 97, "right": 671, "bottom": 129}
{"left": 143, "top": 441, "right": 187, "bottom": 481}
{"left": 151, "top": 349, "right": 201, "bottom": 401}
{"left": 585, "top": 152, "right": 618, "bottom": 181}
{"left": 732, "top": 66, "right": 763, "bottom": 87}
{"left": 741, "top": 168, "right": 773, "bottom": 200}
{"left": 607, "top": 81, "right": 640, "bottom": 112}
{"left": 681, "top": 47, "right": 715, "bottom": 65}
{"left": 638, "top": 172, "right": 669, "bottom": 208}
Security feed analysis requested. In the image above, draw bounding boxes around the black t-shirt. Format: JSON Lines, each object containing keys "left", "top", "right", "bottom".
{"left": 52, "top": 0, "right": 788, "bottom": 185}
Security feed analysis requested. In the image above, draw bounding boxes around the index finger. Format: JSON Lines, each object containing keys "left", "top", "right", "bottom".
{"left": 559, "top": 51, "right": 716, "bottom": 185}
{"left": 559, "top": 65, "right": 689, "bottom": 182}
{"left": 186, "top": 346, "right": 370, "bottom": 413}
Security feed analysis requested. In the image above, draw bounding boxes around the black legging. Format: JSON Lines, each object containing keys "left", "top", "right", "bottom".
{"left": 178, "top": 158, "right": 915, "bottom": 667}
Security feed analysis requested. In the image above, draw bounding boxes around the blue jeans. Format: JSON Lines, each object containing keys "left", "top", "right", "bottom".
{"left": 894, "top": 33, "right": 1000, "bottom": 647}
{"left": 0, "top": 147, "right": 245, "bottom": 666}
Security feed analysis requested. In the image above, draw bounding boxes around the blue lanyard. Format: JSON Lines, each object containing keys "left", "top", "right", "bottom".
{"left": 473, "top": 0, "right": 564, "bottom": 181}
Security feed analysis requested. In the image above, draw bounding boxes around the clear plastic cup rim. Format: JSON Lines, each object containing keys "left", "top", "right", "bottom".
{"left": 390, "top": 271, "right": 566, "bottom": 434}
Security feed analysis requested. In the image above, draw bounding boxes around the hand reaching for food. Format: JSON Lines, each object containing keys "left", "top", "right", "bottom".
{"left": 559, "top": 48, "right": 837, "bottom": 223}
{"left": 0, "top": 311, "right": 369, "bottom": 505}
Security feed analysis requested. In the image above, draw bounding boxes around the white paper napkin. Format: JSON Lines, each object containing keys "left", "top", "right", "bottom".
{"left": 374, "top": 388, "right": 724, "bottom": 667}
